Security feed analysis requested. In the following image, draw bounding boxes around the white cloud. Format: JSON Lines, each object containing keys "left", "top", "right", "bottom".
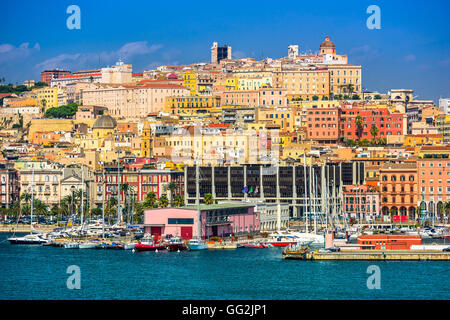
{"left": 35, "top": 41, "right": 163, "bottom": 71}
{"left": 0, "top": 42, "right": 40, "bottom": 63}
{"left": 439, "top": 57, "right": 450, "bottom": 68}
{"left": 404, "top": 54, "right": 416, "bottom": 62}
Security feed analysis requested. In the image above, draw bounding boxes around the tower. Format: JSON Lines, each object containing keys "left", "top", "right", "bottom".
{"left": 141, "top": 121, "right": 153, "bottom": 158}
{"left": 288, "top": 45, "right": 299, "bottom": 59}
{"left": 319, "top": 35, "right": 336, "bottom": 55}
{"left": 211, "top": 42, "right": 231, "bottom": 64}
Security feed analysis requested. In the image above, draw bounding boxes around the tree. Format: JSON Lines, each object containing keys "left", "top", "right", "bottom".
{"left": 370, "top": 124, "right": 379, "bottom": 141}
{"left": 173, "top": 194, "right": 184, "bottom": 207}
{"left": 33, "top": 199, "right": 48, "bottom": 219}
{"left": 20, "top": 192, "right": 32, "bottom": 206}
{"left": 312, "top": 95, "right": 319, "bottom": 101}
{"left": 167, "top": 182, "right": 177, "bottom": 206}
{"left": 352, "top": 94, "right": 360, "bottom": 100}
{"left": 374, "top": 94, "right": 382, "bottom": 100}
{"left": 134, "top": 202, "right": 144, "bottom": 224}
{"left": 158, "top": 194, "right": 169, "bottom": 208}
{"left": 355, "top": 115, "right": 363, "bottom": 140}
{"left": 106, "top": 196, "right": 118, "bottom": 225}
{"left": 203, "top": 193, "right": 213, "bottom": 205}
{"left": 91, "top": 207, "right": 102, "bottom": 217}
{"left": 346, "top": 84, "right": 355, "bottom": 96}
{"left": 143, "top": 192, "right": 157, "bottom": 209}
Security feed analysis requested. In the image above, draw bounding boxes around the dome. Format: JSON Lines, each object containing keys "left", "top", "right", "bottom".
{"left": 320, "top": 36, "right": 336, "bottom": 49}
{"left": 93, "top": 114, "right": 117, "bottom": 130}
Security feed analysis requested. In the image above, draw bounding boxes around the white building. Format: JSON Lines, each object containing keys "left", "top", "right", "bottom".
{"left": 439, "top": 98, "right": 450, "bottom": 114}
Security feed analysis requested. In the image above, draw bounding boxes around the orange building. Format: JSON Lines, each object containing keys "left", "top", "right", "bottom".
{"left": 357, "top": 234, "right": 422, "bottom": 250}
{"left": 417, "top": 158, "right": 450, "bottom": 221}
{"left": 380, "top": 162, "right": 418, "bottom": 219}
{"left": 306, "top": 107, "right": 341, "bottom": 144}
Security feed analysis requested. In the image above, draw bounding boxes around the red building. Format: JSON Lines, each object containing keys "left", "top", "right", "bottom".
{"left": 40, "top": 69, "right": 71, "bottom": 84}
{"left": 358, "top": 234, "right": 422, "bottom": 250}
{"left": 94, "top": 164, "right": 184, "bottom": 207}
{"left": 340, "top": 107, "right": 404, "bottom": 140}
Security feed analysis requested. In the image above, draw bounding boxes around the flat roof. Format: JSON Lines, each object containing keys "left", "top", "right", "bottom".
{"left": 180, "top": 203, "right": 255, "bottom": 210}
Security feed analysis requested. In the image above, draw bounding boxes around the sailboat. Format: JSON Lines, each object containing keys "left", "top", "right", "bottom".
{"left": 8, "top": 168, "right": 49, "bottom": 245}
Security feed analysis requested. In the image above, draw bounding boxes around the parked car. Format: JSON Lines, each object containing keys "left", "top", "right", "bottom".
{"left": 443, "top": 247, "right": 450, "bottom": 252}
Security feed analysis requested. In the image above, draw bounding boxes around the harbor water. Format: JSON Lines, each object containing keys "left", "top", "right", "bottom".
{"left": 0, "top": 233, "right": 449, "bottom": 300}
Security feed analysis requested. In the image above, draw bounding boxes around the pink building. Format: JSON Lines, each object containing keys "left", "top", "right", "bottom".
{"left": 343, "top": 184, "right": 380, "bottom": 221}
{"left": 143, "top": 204, "right": 259, "bottom": 240}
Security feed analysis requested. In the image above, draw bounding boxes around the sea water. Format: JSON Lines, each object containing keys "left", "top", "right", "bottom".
{"left": 0, "top": 233, "right": 448, "bottom": 300}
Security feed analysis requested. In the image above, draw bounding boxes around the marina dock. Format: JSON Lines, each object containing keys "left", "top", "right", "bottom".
{"left": 283, "top": 249, "right": 450, "bottom": 261}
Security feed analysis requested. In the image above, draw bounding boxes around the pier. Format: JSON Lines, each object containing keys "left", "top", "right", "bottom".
{"left": 283, "top": 249, "right": 450, "bottom": 261}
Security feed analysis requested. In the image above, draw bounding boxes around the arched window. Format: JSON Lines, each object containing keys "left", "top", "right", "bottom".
{"left": 391, "top": 176, "right": 396, "bottom": 181}
{"left": 400, "top": 175, "right": 405, "bottom": 181}
{"left": 409, "top": 175, "right": 414, "bottom": 181}
{"left": 382, "top": 175, "right": 387, "bottom": 181}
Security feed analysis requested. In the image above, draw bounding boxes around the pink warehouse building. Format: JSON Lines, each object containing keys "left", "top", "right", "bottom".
{"left": 143, "top": 204, "right": 259, "bottom": 240}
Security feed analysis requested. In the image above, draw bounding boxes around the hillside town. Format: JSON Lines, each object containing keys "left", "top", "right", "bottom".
{"left": 1, "top": 36, "right": 450, "bottom": 231}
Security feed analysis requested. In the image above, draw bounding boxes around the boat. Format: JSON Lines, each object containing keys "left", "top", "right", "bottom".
{"left": 78, "top": 242, "right": 100, "bottom": 249}
{"left": 187, "top": 238, "right": 208, "bottom": 250}
{"left": 8, "top": 234, "right": 50, "bottom": 245}
{"left": 64, "top": 242, "right": 80, "bottom": 249}
{"left": 166, "top": 237, "right": 187, "bottom": 251}
{"left": 242, "top": 242, "right": 266, "bottom": 248}
{"left": 7, "top": 168, "right": 50, "bottom": 245}
{"left": 121, "top": 243, "right": 137, "bottom": 250}
{"left": 134, "top": 238, "right": 167, "bottom": 252}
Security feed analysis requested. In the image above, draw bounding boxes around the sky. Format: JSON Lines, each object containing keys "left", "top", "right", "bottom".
{"left": 0, "top": 0, "right": 449, "bottom": 102}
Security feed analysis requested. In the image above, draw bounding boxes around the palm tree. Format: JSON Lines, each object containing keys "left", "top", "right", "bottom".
{"left": 158, "top": 194, "right": 169, "bottom": 208}
{"left": 355, "top": 115, "right": 363, "bottom": 140}
{"left": 203, "top": 193, "right": 214, "bottom": 205}
{"left": 20, "top": 192, "right": 32, "bottom": 207}
{"left": 370, "top": 124, "right": 379, "bottom": 142}
{"left": 40, "top": 99, "right": 47, "bottom": 113}
{"left": 173, "top": 194, "right": 184, "bottom": 207}
{"left": 120, "top": 183, "right": 130, "bottom": 216}
{"left": 33, "top": 199, "right": 48, "bottom": 219}
{"left": 106, "top": 196, "right": 118, "bottom": 225}
{"left": 346, "top": 84, "right": 355, "bottom": 96}
{"left": 134, "top": 202, "right": 144, "bottom": 224}
{"left": 143, "top": 191, "right": 157, "bottom": 209}
{"left": 167, "top": 182, "right": 177, "bottom": 206}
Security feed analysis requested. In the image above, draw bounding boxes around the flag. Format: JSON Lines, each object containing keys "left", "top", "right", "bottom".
{"left": 249, "top": 186, "right": 253, "bottom": 193}
{"left": 242, "top": 185, "right": 248, "bottom": 194}
{"left": 67, "top": 219, "right": 72, "bottom": 228}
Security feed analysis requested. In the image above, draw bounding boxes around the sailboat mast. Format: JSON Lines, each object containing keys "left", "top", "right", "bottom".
{"left": 196, "top": 165, "right": 201, "bottom": 239}
{"left": 81, "top": 165, "right": 84, "bottom": 231}
{"left": 102, "top": 169, "right": 105, "bottom": 238}
{"left": 30, "top": 167, "right": 34, "bottom": 234}
{"left": 303, "top": 154, "right": 308, "bottom": 233}
{"left": 117, "top": 150, "right": 121, "bottom": 224}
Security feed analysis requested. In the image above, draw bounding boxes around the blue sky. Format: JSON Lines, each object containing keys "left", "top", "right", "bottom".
{"left": 0, "top": 0, "right": 449, "bottom": 102}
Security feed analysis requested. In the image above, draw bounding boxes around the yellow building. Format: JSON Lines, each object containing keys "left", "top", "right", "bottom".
{"left": 34, "top": 87, "right": 58, "bottom": 111}
{"left": 256, "top": 106, "right": 295, "bottom": 132}
{"left": 141, "top": 121, "right": 152, "bottom": 157}
{"left": 272, "top": 68, "right": 330, "bottom": 100}
{"left": 403, "top": 134, "right": 443, "bottom": 147}
{"left": 183, "top": 70, "right": 197, "bottom": 94}
{"left": 164, "top": 96, "right": 221, "bottom": 115}
{"left": 238, "top": 77, "right": 272, "bottom": 91}
{"left": 436, "top": 114, "right": 450, "bottom": 144}
{"left": 225, "top": 77, "right": 239, "bottom": 91}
